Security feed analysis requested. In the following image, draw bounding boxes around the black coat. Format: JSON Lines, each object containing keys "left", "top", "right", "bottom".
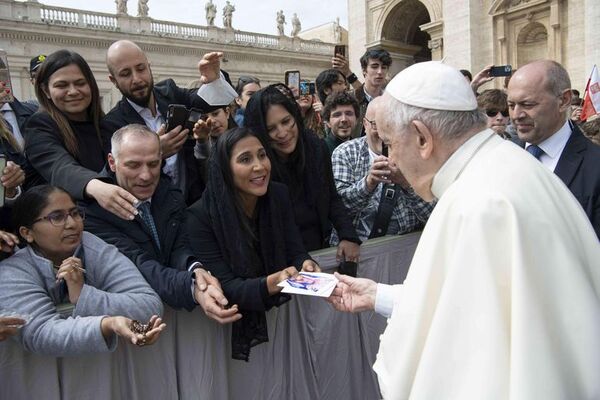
{"left": 103, "top": 79, "right": 210, "bottom": 205}
{"left": 6, "top": 98, "right": 38, "bottom": 133}
{"left": 84, "top": 174, "right": 199, "bottom": 311}
{"left": 554, "top": 125, "right": 600, "bottom": 239}
{"left": 23, "top": 112, "right": 110, "bottom": 200}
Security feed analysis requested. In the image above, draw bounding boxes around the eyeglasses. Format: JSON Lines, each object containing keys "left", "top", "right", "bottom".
{"left": 364, "top": 117, "right": 377, "bottom": 129}
{"left": 485, "top": 109, "right": 509, "bottom": 118}
{"left": 33, "top": 207, "right": 85, "bottom": 227}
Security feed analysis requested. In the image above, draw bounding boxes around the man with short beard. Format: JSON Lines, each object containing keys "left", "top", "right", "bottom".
{"left": 103, "top": 40, "right": 234, "bottom": 205}
{"left": 322, "top": 92, "right": 359, "bottom": 155}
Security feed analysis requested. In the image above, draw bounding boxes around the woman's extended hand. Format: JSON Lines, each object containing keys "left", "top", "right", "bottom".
{"left": 85, "top": 180, "right": 139, "bottom": 221}
{"left": 55, "top": 256, "right": 85, "bottom": 304}
{"left": 266, "top": 266, "right": 299, "bottom": 295}
{"left": 101, "top": 315, "right": 166, "bottom": 347}
{"left": 301, "top": 259, "right": 321, "bottom": 273}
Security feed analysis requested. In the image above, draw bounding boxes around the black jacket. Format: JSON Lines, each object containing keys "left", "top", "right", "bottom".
{"left": 84, "top": 174, "right": 199, "bottom": 311}
{"left": 23, "top": 112, "right": 110, "bottom": 200}
{"left": 103, "top": 79, "right": 210, "bottom": 205}
{"left": 6, "top": 98, "right": 38, "bottom": 132}
{"left": 554, "top": 125, "right": 600, "bottom": 239}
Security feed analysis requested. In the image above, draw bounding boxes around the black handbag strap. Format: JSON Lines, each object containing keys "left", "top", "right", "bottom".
{"left": 368, "top": 183, "right": 400, "bottom": 239}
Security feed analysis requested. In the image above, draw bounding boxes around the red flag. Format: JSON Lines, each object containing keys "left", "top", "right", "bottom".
{"left": 580, "top": 65, "right": 600, "bottom": 122}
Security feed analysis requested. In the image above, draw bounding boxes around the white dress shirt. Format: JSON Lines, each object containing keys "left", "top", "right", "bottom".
{"left": 525, "top": 120, "right": 571, "bottom": 172}
{"left": 0, "top": 103, "right": 24, "bottom": 148}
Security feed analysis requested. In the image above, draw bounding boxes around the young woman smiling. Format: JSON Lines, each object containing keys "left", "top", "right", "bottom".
{"left": 186, "top": 127, "right": 319, "bottom": 361}
{"left": 24, "top": 50, "right": 138, "bottom": 221}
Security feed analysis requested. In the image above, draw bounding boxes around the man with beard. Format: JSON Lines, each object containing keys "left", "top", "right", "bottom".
{"left": 104, "top": 40, "right": 235, "bottom": 205}
{"left": 322, "top": 91, "right": 359, "bottom": 155}
{"left": 328, "top": 61, "right": 600, "bottom": 399}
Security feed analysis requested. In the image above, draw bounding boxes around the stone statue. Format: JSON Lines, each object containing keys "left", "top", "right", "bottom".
{"left": 115, "top": 0, "right": 127, "bottom": 15}
{"left": 333, "top": 17, "right": 342, "bottom": 43}
{"left": 291, "top": 13, "right": 301, "bottom": 36}
{"left": 276, "top": 10, "right": 286, "bottom": 36}
{"left": 223, "top": 1, "right": 235, "bottom": 29}
{"left": 205, "top": 0, "right": 217, "bottom": 26}
{"left": 137, "top": 0, "right": 149, "bottom": 17}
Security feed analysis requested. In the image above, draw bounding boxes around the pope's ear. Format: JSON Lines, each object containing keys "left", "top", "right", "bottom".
{"left": 411, "top": 120, "right": 434, "bottom": 159}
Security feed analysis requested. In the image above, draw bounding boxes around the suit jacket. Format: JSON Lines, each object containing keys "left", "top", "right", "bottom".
{"left": 103, "top": 79, "right": 210, "bottom": 205}
{"left": 554, "top": 125, "right": 600, "bottom": 239}
{"left": 84, "top": 174, "right": 199, "bottom": 311}
{"left": 7, "top": 97, "right": 38, "bottom": 132}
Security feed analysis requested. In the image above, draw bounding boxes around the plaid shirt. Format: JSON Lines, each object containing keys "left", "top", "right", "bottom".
{"left": 330, "top": 137, "right": 435, "bottom": 243}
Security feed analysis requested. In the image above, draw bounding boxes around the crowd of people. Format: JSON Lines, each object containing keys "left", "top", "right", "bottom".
{"left": 1, "top": 37, "right": 599, "bottom": 399}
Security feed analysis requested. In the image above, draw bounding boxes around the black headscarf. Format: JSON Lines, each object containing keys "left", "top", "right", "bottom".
{"left": 200, "top": 127, "right": 292, "bottom": 361}
{"left": 244, "top": 84, "right": 325, "bottom": 208}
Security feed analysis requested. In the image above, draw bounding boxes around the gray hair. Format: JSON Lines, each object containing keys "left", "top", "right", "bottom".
{"left": 111, "top": 123, "right": 159, "bottom": 161}
{"left": 379, "top": 93, "right": 487, "bottom": 141}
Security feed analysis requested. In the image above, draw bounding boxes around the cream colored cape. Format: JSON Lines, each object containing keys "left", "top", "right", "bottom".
{"left": 373, "top": 130, "right": 600, "bottom": 400}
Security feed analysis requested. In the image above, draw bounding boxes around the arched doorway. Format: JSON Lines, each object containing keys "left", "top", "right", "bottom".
{"left": 516, "top": 22, "right": 548, "bottom": 67}
{"left": 380, "top": 0, "right": 432, "bottom": 69}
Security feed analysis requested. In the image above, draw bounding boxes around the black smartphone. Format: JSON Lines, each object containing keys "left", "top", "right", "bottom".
{"left": 337, "top": 260, "right": 358, "bottom": 277}
{"left": 334, "top": 45, "right": 346, "bottom": 58}
{"left": 299, "top": 81, "right": 316, "bottom": 96}
{"left": 166, "top": 104, "right": 189, "bottom": 132}
{"left": 489, "top": 65, "right": 512, "bottom": 77}
{"left": 0, "top": 50, "right": 14, "bottom": 103}
{"left": 285, "top": 70, "right": 300, "bottom": 96}
{"left": 382, "top": 143, "right": 388, "bottom": 157}
{"left": 187, "top": 108, "right": 206, "bottom": 130}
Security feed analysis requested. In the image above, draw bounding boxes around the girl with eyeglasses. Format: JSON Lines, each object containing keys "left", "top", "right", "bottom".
{"left": 245, "top": 84, "right": 361, "bottom": 261}
{"left": 0, "top": 185, "right": 164, "bottom": 356}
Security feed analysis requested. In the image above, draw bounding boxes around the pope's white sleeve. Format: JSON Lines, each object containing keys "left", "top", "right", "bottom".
{"left": 375, "top": 283, "right": 401, "bottom": 318}
{"left": 196, "top": 72, "right": 238, "bottom": 105}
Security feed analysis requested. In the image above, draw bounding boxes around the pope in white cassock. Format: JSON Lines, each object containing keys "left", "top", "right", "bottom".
{"left": 328, "top": 61, "right": 600, "bottom": 399}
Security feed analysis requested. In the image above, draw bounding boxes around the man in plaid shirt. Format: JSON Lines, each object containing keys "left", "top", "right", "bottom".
{"left": 330, "top": 97, "right": 435, "bottom": 244}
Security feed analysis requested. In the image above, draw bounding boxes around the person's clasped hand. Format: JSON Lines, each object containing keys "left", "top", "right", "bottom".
{"left": 194, "top": 268, "right": 242, "bottom": 324}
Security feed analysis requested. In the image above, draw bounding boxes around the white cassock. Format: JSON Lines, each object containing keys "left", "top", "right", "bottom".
{"left": 373, "top": 129, "right": 600, "bottom": 400}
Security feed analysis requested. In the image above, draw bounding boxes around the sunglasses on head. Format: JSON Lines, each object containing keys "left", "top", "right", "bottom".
{"left": 485, "top": 109, "right": 509, "bottom": 118}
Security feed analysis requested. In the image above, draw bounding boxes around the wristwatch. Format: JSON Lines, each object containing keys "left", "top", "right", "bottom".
{"left": 347, "top": 73, "right": 358, "bottom": 84}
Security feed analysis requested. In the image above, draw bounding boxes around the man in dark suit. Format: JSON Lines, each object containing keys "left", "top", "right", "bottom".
{"left": 103, "top": 40, "right": 234, "bottom": 205}
{"left": 507, "top": 60, "right": 600, "bottom": 239}
{"left": 0, "top": 94, "right": 37, "bottom": 149}
{"left": 85, "top": 124, "right": 241, "bottom": 323}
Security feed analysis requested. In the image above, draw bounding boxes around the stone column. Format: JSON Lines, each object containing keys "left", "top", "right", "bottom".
{"left": 584, "top": 0, "right": 600, "bottom": 77}
{"left": 421, "top": 20, "right": 444, "bottom": 60}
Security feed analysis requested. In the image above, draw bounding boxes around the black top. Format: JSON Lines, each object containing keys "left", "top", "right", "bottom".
{"left": 24, "top": 112, "right": 110, "bottom": 200}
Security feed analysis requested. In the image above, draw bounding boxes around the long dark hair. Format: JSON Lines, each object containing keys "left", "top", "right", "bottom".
{"left": 12, "top": 185, "right": 71, "bottom": 233}
{"left": 211, "top": 127, "right": 267, "bottom": 240}
{"left": 244, "top": 83, "right": 323, "bottom": 206}
{"left": 34, "top": 50, "right": 104, "bottom": 158}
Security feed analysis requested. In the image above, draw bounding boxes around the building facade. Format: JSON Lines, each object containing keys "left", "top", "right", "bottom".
{"left": 0, "top": 0, "right": 336, "bottom": 108}
{"left": 348, "top": 0, "right": 600, "bottom": 91}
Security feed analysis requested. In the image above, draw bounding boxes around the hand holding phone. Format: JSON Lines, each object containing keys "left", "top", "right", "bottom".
{"left": 489, "top": 65, "right": 512, "bottom": 77}
{"left": 0, "top": 50, "right": 14, "bottom": 103}
{"left": 285, "top": 70, "right": 300, "bottom": 98}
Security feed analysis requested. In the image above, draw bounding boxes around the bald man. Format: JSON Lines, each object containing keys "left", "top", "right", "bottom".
{"left": 103, "top": 40, "right": 231, "bottom": 205}
{"left": 507, "top": 60, "right": 600, "bottom": 238}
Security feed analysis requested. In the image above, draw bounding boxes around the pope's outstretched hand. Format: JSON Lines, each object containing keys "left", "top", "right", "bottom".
{"left": 327, "top": 272, "right": 377, "bottom": 313}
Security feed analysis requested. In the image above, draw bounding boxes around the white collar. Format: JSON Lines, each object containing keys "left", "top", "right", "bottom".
{"left": 431, "top": 128, "right": 495, "bottom": 199}
{"left": 0, "top": 103, "right": 13, "bottom": 112}
{"left": 526, "top": 120, "right": 571, "bottom": 160}
{"left": 126, "top": 98, "right": 161, "bottom": 118}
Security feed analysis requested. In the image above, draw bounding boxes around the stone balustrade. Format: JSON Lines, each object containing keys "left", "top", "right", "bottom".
{"left": 0, "top": 0, "right": 335, "bottom": 55}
